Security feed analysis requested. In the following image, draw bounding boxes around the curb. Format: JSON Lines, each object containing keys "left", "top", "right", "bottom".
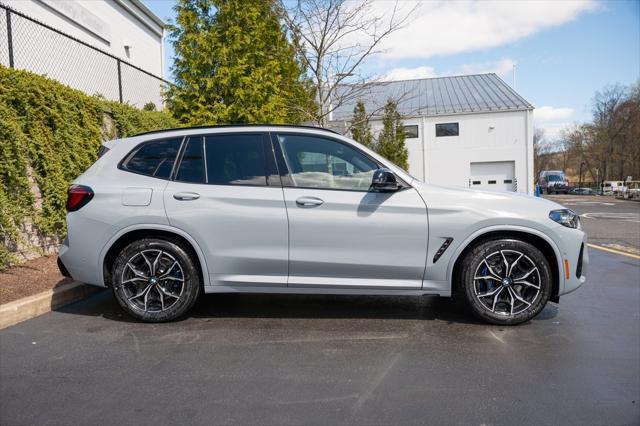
{"left": 0, "top": 281, "right": 102, "bottom": 330}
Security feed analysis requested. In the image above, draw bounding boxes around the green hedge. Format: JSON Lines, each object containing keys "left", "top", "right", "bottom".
{"left": 0, "top": 66, "right": 178, "bottom": 270}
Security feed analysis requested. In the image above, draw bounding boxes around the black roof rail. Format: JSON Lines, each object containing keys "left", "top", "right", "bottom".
{"left": 131, "top": 124, "right": 340, "bottom": 137}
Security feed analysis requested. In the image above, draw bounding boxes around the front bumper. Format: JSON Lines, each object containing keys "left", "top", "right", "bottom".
{"left": 558, "top": 229, "right": 588, "bottom": 296}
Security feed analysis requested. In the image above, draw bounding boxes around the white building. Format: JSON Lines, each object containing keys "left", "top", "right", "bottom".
{"left": 1, "top": 0, "right": 166, "bottom": 107}
{"left": 331, "top": 74, "right": 535, "bottom": 194}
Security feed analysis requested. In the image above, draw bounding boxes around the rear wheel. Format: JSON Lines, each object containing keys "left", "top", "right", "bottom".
{"left": 111, "top": 238, "right": 201, "bottom": 322}
{"left": 460, "top": 239, "right": 552, "bottom": 325}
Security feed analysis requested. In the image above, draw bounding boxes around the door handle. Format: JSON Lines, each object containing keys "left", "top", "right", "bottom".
{"left": 173, "top": 192, "right": 200, "bottom": 201}
{"left": 296, "top": 196, "right": 323, "bottom": 207}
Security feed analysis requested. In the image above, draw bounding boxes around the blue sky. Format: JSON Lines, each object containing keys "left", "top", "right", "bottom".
{"left": 143, "top": 0, "right": 639, "bottom": 141}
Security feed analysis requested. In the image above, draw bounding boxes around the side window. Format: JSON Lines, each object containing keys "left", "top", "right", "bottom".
{"left": 122, "top": 138, "right": 181, "bottom": 179}
{"left": 204, "top": 134, "right": 267, "bottom": 186}
{"left": 176, "top": 137, "right": 205, "bottom": 183}
{"left": 277, "top": 134, "right": 378, "bottom": 191}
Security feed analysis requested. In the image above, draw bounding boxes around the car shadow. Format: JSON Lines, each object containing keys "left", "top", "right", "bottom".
{"left": 54, "top": 290, "right": 495, "bottom": 325}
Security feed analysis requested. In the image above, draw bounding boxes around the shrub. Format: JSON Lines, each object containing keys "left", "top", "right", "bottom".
{"left": 0, "top": 66, "right": 178, "bottom": 270}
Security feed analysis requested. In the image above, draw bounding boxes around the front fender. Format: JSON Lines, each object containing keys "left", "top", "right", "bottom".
{"left": 444, "top": 224, "right": 565, "bottom": 294}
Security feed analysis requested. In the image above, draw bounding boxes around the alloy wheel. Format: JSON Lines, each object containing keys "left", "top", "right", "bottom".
{"left": 473, "top": 250, "right": 542, "bottom": 316}
{"left": 118, "top": 249, "right": 185, "bottom": 313}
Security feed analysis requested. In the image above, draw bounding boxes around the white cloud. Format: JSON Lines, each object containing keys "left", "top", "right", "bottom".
{"left": 382, "top": 66, "right": 436, "bottom": 81}
{"left": 366, "top": 1, "right": 598, "bottom": 59}
{"left": 456, "top": 58, "right": 516, "bottom": 78}
{"left": 380, "top": 58, "right": 515, "bottom": 81}
{"left": 534, "top": 106, "right": 575, "bottom": 122}
{"left": 537, "top": 122, "right": 570, "bottom": 141}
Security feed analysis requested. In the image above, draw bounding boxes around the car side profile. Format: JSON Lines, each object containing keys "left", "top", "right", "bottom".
{"left": 58, "top": 125, "right": 588, "bottom": 325}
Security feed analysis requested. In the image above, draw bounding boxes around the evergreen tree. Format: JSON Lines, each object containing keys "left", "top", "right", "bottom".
{"left": 376, "top": 99, "right": 409, "bottom": 170}
{"left": 350, "top": 100, "right": 374, "bottom": 149}
{"left": 167, "top": 0, "right": 314, "bottom": 125}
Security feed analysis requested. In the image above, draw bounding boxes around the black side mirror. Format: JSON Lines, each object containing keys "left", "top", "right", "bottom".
{"left": 371, "top": 168, "right": 400, "bottom": 192}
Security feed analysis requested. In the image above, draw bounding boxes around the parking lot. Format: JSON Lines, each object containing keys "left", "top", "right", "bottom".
{"left": 1, "top": 196, "right": 639, "bottom": 425}
{"left": 545, "top": 194, "right": 640, "bottom": 254}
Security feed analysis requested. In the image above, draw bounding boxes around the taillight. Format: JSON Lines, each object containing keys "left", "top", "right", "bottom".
{"left": 66, "top": 185, "right": 94, "bottom": 212}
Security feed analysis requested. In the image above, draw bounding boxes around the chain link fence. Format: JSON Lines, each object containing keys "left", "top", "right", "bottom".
{"left": 0, "top": 4, "right": 169, "bottom": 109}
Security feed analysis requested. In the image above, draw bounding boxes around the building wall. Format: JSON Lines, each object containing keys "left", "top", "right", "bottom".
{"left": 4, "top": 0, "right": 164, "bottom": 77}
{"left": 370, "top": 110, "right": 534, "bottom": 194}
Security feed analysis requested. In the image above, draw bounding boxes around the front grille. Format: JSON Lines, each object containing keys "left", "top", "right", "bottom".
{"left": 576, "top": 243, "right": 584, "bottom": 278}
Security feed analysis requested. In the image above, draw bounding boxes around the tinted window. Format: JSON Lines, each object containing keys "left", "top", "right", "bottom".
{"left": 204, "top": 134, "right": 267, "bottom": 186}
{"left": 435, "top": 123, "right": 459, "bottom": 137}
{"left": 278, "top": 134, "right": 378, "bottom": 191}
{"left": 123, "top": 138, "right": 181, "bottom": 179}
{"left": 404, "top": 125, "right": 419, "bottom": 138}
{"left": 176, "top": 137, "right": 205, "bottom": 183}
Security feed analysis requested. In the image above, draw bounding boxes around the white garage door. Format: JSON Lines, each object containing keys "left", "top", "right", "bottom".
{"left": 470, "top": 161, "right": 516, "bottom": 192}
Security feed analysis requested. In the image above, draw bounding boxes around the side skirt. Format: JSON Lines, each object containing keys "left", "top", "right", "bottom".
{"left": 203, "top": 285, "right": 447, "bottom": 297}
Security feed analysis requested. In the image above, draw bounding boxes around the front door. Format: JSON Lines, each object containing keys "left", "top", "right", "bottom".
{"left": 273, "top": 132, "right": 428, "bottom": 289}
{"left": 164, "top": 132, "right": 288, "bottom": 287}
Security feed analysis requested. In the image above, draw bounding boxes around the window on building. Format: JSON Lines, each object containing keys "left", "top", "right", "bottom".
{"left": 403, "top": 125, "right": 419, "bottom": 139}
{"left": 204, "top": 134, "right": 267, "bottom": 186}
{"left": 435, "top": 123, "right": 459, "bottom": 137}
{"left": 121, "top": 138, "right": 182, "bottom": 179}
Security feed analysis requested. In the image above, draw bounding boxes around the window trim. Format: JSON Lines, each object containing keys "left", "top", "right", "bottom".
{"left": 172, "top": 131, "right": 277, "bottom": 188}
{"left": 118, "top": 135, "right": 187, "bottom": 181}
{"left": 435, "top": 122, "right": 460, "bottom": 137}
{"left": 270, "top": 132, "right": 410, "bottom": 193}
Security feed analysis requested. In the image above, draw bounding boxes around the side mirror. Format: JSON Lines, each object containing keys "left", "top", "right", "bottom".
{"left": 371, "top": 168, "right": 400, "bottom": 192}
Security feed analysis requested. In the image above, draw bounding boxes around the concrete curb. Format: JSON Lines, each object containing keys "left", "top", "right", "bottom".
{"left": 0, "top": 281, "right": 102, "bottom": 330}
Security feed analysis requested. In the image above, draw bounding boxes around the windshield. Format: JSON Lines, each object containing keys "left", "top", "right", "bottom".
{"left": 548, "top": 175, "right": 564, "bottom": 182}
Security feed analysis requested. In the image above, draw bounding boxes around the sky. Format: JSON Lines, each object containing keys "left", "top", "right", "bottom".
{"left": 143, "top": 0, "right": 639, "bottom": 142}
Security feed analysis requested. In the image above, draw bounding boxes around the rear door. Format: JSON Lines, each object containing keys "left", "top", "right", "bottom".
{"left": 273, "top": 132, "right": 428, "bottom": 289}
{"left": 164, "top": 132, "right": 288, "bottom": 287}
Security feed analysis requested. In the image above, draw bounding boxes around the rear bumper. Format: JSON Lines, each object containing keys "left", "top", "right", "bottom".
{"left": 57, "top": 256, "right": 71, "bottom": 278}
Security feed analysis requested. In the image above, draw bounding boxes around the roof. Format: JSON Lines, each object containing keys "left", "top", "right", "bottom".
{"left": 132, "top": 124, "right": 339, "bottom": 137}
{"left": 331, "top": 73, "right": 534, "bottom": 121}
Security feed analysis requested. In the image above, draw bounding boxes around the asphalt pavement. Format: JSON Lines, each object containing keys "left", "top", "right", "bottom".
{"left": 545, "top": 194, "right": 640, "bottom": 254}
{"left": 1, "top": 247, "right": 638, "bottom": 425}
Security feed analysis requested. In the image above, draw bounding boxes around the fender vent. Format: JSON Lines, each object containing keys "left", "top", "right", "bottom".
{"left": 433, "top": 238, "right": 453, "bottom": 263}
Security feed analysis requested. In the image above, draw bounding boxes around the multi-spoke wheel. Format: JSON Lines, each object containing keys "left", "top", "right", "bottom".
{"left": 461, "top": 239, "right": 552, "bottom": 325}
{"left": 112, "top": 238, "right": 201, "bottom": 322}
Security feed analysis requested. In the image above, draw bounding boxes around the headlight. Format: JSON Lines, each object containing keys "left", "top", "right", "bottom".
{"left": 549, "top": 209, "right": 580, "bottom": 229}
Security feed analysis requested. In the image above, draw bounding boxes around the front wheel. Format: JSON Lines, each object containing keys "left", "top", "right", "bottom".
{"left": 460, "top": 239, "right": 552, "bottom": 325}
{"left": 111, "top": 238, "right": 201, "bottom": 322}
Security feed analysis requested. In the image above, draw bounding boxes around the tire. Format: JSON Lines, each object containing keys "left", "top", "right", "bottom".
{"left": 460, "top": 238, "right": 552, "bottom": 325}
{"left": 111, "top": 238, "right": 201, "bottom": 322}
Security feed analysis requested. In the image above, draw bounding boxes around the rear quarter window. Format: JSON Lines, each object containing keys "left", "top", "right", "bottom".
{"left": 121, "top": 138, "right": 182, "bottom": 179}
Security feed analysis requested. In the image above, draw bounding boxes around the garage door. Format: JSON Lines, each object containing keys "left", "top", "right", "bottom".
{"left": 470, "top": 161, "right": 516, "bottom": 192}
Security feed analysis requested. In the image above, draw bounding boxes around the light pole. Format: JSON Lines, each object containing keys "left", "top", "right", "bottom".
{"left": 579, "top": 161, "right": 585, "bottom": 192}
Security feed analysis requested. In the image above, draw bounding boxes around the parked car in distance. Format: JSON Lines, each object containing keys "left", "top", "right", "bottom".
{"left": 58, "top": 125, "right": 588, "bottom": 325}
{"left": 569, "top": 187, "right": 593, "bottom": 195}
{"left": 620, "top": 181, "right": 640, "bottom": 199}
{"left": 601, "top": 180, "right": 625, "bottom": 196}
{"left": 539, "top": 170, "right": 569, "bottom": 194}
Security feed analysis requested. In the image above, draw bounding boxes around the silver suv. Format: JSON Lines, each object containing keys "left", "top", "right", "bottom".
{"left": 58, "top": 125, "right": 587, "bottom": 324}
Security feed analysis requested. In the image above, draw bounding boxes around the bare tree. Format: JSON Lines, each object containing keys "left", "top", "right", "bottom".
{"left": 278, "top": 0, "right": 417, "bottom": 126}
{"left": 533, "top": 127, "right": 548, "bottom": 178}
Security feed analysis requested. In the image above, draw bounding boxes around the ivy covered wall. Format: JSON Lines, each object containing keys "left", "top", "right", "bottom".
{"left": 0, "top": 66, "right": 178, "bottom": 270}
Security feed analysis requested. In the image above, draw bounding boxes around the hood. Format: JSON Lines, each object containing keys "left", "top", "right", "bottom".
{"left": 412, "top": 182, "right": 566, "bottom": 221}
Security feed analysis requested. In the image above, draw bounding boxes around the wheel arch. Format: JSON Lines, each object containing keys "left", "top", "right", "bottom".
{"left": 100, "top": 224, "right": 209, "bottom": 288}
{"left": 449, "top": 226, "right": 562, "bottom": 301}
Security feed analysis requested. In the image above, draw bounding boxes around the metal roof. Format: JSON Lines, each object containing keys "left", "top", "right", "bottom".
{"left": 331, "top": 73, "right": 533, "bottom": 121}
